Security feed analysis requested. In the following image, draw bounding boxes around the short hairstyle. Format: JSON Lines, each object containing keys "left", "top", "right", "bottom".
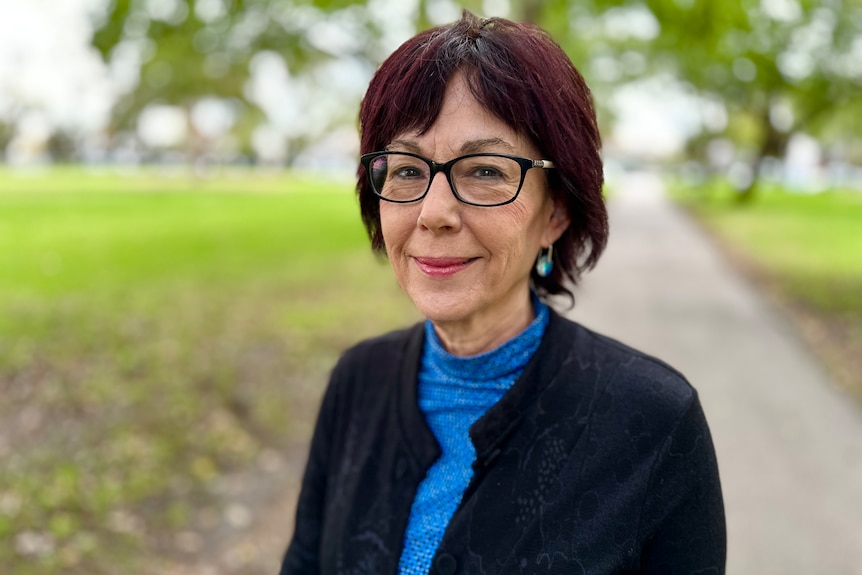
{"left": 357, "top": 11, "right": 608, "bottom": 302}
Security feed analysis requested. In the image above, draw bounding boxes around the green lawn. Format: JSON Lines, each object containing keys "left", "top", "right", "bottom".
{"left": 0, "top": 167, "right": 419, "bottom": 573}
{"left": 8, "top": 167, "right": 857, "bottom": 569}
{"left": 674, "top": 179, "right": 862, "bottom": 393}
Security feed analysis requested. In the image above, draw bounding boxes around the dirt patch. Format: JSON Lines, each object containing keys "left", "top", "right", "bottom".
{"left": 143, "top": 443, "right": 308, "bottom": 575}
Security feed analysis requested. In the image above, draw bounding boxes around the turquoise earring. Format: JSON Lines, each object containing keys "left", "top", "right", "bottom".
{"left": 535, "top": 245, "right": 554, "bottom": 277}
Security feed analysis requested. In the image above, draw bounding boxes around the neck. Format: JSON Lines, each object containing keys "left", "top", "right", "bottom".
{"left": 431, "top": 293, "right": 535, "bottom": 357}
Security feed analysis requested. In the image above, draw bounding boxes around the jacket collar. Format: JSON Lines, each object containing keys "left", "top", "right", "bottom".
{"left": 396, "top": 308, "right": 581, "bottom": 470}
{"left": 469, "top": 308, "right": 580, "bottom": 465}
{"left": 397, "top": 322, "right": 440, "bottom": 468}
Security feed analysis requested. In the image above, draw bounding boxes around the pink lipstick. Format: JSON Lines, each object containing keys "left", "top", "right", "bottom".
{"left": 413, "top": 257, "right": 476, "bottom": 278}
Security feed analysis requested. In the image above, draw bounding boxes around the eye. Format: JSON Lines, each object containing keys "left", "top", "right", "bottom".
{"left": 455, "top": 156, "right": 515, "bottom": 181}
{"left": 387, "top": 156, "right": 428, "bottom": 180}
{"left": 473, "top": 166, "right": 504, "bottom": 179}
{"left": 394, "top": 166, "right": 424, "bottom": 179}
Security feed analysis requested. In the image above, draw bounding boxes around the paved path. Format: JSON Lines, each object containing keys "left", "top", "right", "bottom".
{"left": 569, "top": 172, "right": 862, "bottom": 574}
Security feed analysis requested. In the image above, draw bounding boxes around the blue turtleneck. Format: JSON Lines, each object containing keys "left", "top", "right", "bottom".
{"left": 397, "top": 296, "right": 550, "bottom": 574}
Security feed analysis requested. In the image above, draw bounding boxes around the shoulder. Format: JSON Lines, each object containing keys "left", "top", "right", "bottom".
{"left": 334, "top": 322, "right": 423, "bottom": 374}
{"left": 315, "top": 323, "right": 423, "bottom": 431}
{"left": 324, "top": 322, "right": 423, "bottom": 405}
{"left": 547, "top": 310, "right": 697, "bottom": 427}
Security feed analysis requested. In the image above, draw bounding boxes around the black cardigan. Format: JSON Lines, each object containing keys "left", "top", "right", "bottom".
{"left": 280, "top": 310, "right": 726, "bottom": 574}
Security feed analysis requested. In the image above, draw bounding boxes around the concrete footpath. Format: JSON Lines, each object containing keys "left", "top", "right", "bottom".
{"left": 569, "top": 173, "right": 862, "bottom": 574}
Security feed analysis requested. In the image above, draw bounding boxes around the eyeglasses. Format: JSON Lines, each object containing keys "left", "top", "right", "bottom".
{"left": 360, "top": 151, "right": 555, "bottom": 207}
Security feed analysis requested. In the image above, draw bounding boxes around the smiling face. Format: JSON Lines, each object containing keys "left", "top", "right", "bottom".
{"left": 379, "top": 73, "right": 570, "bottom": 354}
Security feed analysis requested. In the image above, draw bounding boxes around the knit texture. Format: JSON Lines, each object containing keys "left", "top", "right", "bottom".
{"left": 397, "top": 299, "right": 550, "bottom": 575}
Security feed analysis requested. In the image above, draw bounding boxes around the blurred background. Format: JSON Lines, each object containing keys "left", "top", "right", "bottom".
{"left": 1, "top": 0, "right": 860, "bottom": 573}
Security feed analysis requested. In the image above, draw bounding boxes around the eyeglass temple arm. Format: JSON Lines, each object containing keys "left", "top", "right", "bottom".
{"left": 533, "top": 160, "right": 555, "bottom": 168}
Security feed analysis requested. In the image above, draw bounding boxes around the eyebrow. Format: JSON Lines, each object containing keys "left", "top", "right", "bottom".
{"left": 387, "top": 137, "right": 517, "bottom": 156}
{"left": 461, "top": 138, "right": 516, "bottom": 154}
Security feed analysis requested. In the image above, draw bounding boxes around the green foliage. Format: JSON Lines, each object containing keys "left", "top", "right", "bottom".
{"left": 90, "top": 0, "right": 387, "bottom": 140}
{"left": 648, "top": 0, "right": 860, "bottom": 135}
{"left": 0, "top": 167, "right": 418, "bottom": 572}
{"left": 91, "top": 0, "right": 134, "bottom": 59}
{"left": 87, "top": 1, "right": 862, "bottom": 174}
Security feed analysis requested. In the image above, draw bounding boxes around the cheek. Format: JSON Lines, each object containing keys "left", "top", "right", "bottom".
{"left": 379, "top": 204, "right": 397, "bottom": 239}
{"left": 379, "top": 205, "right": 412, "bottom": 255}
{"left": 492, "top": 202, "right": 550, "bottom": 251}
{"left": 499, "top": 199, "right": 532, "bottom": 221}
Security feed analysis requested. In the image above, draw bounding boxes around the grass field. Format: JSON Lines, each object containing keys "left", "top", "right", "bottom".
{"left": 673, "top": 179, "right": 862, "bottom": 395}
{"left": 5, "top": 167, "right": 859, "bottom": 571}
{"left": 0, "top": 167, "right": 419, "bottom": 573}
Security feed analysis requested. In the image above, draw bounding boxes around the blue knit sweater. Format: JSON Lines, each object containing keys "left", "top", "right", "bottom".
{"left": 397, "top": 298, "right": 550, "bottom": 574}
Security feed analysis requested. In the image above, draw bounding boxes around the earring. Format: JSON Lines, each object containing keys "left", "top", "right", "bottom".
{"left": 535, "top": 245, "right": 554, "bottom": 278}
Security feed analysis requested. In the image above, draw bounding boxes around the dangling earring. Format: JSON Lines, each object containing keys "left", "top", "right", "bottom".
{"left": 535, "top": 245, "right": 554, "bottom": 278}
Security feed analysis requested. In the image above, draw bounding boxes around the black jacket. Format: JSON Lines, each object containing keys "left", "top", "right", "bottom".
{"left": 280, "top": 310, "right": 726, "bottom": 574}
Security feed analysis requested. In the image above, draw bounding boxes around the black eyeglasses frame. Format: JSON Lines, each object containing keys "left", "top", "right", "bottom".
{"left": 359, "top": 151, "right": 556, "bottom": 207}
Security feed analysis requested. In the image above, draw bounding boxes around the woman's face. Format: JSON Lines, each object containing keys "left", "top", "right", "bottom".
{"left": 379, "top": 73, "right": 570, "bottom": 340}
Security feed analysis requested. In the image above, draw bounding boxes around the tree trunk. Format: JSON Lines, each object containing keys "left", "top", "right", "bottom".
{"left": 736, "top": 106, "right": 789, "bottom": 205}
{"left": 735, "top": 158, "right": 761, "bottom": 205}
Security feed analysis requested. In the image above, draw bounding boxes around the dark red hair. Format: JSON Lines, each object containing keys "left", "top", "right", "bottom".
{"left": 357, "top": 11, "right": 608, "bottom": 301}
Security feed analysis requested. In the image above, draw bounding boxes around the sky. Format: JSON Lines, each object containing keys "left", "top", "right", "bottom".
{"left": 0, "top": 0, "right": 113, "bottom": 136}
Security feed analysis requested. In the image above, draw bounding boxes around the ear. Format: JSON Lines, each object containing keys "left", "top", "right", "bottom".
{"left": 543, "top": 197, "right": 571, "bottom": 246}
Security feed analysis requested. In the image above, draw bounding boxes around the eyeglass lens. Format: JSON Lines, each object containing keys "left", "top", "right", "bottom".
{"left": 368, "top": 153, "right": 523, "bottom": 205}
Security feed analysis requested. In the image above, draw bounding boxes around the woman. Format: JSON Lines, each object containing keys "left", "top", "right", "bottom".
{"left": 281, "top": 11, "right": 725, "bottom": 575}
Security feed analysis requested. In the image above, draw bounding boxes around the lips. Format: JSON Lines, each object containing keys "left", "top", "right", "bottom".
{"left": 413, "top": 257, "right": 477, "bottom": 278}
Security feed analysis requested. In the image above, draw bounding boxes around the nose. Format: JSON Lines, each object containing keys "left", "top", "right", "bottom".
{"left": 417, "top": 171, "right": 462, "bottom": 232}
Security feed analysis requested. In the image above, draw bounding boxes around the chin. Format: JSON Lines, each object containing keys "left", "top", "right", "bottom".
{"left": 408, "top": 290, "right": 477, "bottom": 325}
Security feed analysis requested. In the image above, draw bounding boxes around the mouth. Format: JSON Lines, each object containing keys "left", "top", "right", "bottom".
{"left": 413, "top": 257, "right": 478, "bottom": 278}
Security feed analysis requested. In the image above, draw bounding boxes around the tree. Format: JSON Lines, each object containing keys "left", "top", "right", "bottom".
{"left": 647, "top": 0, "right": 861, "bottom": 200}
{"left": 521, "top": 0, "right": 861, "bottom": 200}
{"left": 0, "top": 121, "right": 14, "bottom": 159}
{"left": 91, "top": 0, "right": 862, "bottom": 184}
{"left": 90, "top": 0, "right": 389, "bottom": 162}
